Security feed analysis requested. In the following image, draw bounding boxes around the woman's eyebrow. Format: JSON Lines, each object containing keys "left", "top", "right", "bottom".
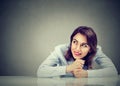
{"left": 73, "top": 38, "right": 88, "bottom": 44}
{"left": 82, "top": 43, "right": 88, "bottom": 44}
{"left": 73, "top": 38, "right": 78, "bottom": 41}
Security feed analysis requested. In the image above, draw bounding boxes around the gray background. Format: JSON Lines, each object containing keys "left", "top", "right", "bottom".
{"left": 0, "top": 0, "right": 120, "bottom": 76}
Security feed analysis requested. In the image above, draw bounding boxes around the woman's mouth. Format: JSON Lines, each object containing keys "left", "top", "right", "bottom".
{"left": 74, "top": 51, "right": 81, "bottom": 56}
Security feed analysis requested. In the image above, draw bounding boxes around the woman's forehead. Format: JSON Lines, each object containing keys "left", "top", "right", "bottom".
{"left": 73, "top": 33, "right": 87, "bottom": 43}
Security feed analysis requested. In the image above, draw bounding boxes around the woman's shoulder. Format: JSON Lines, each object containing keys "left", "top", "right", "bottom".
{"left": 96, "top": 45, "right": 104, "bottom": 55}
{"left": 97, "top": 45, "right": 102, "bottom": 50}
{"left": 54, "top": 43, "right": 70, "bottom": 52}
{"left": 94, "top": 45, "right": 108, "bottom": 61}
{"left": 51, "top": 44, "right": 69, "bottom": 58}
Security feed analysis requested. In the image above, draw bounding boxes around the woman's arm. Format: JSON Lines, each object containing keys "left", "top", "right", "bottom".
{"left": 37, "top": 44, "right": 73, "bottom": 77}
{"left": 37, "top": 50, "right": 66, "bottom": 77}
{"left": 87, "top": 46, "right": 118, "bottom": 78}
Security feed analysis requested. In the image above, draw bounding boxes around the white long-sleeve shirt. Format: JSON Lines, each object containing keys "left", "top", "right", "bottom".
{"left": 37, "top": 44, "right": 118, "bottom": 78}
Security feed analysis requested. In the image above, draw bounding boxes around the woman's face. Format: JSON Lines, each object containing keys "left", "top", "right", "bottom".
{"left": 71, "top": 33, "right": 90, "bottom": 60}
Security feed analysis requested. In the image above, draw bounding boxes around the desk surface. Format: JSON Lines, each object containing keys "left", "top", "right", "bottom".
{"left": 0, "top": 76, "right": 120, "bottom": 86}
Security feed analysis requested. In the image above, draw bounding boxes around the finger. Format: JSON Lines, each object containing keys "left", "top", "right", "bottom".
{"left": 76, "top": 59, "right": 85, "bottom": 65}
{"left": 78, "top": 65, "right": 83, "bottom": 69}
{"left": 74, "top": 68, "right": 81, "bottom": 72}
{"left": 77, "top": 62, "right": 84, "bottom": 67}
{"left": 80, "top": 64, "right": 84, "bottom": 69}
{"left": 80, "top": 59, "right": 85, "bottom": 65}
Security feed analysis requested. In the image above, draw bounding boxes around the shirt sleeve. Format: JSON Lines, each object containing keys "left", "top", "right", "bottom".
{"left": 87, "top": 46, "right": 118, "bottom": 78}
{"left": 37, "top": 44, "right": 73, "bottom": 77}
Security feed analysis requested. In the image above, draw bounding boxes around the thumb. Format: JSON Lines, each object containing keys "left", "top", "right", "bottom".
{"left": 78, "top": 59, "right": 85, "bottom": 65}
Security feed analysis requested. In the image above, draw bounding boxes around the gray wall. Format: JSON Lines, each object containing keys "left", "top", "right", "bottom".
{"left": 0, "top": 0, "right": 120, "bottom": 76}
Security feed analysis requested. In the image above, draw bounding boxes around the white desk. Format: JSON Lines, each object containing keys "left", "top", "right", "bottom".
{"left": 0, "top": 76, "right": 120, "bottom": 86}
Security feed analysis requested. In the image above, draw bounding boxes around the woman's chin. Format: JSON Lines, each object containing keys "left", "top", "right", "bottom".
{"left": 74, "top": 56, "right": 82, "bottom": 59}
{"left": 74, "top": 56, "right": 82, "bottom": 60}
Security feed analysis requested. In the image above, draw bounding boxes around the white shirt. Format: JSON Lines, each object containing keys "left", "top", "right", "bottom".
{"left": 37, "top": 44, "right": 118, "bottom": 78}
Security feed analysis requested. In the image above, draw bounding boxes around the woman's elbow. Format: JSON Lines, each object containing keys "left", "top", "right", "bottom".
{"left": 112, "top": 68, "right": 118, "bottom": 77}
{"left": 108, "top": 67, "right": 118, "bottom": 77}
{"left": 37, "top": 67, "right": 44, "bottom": 77}
{"left": 37, "top": 70, "right": 41, "bottom": 77}
{"left": 37, "top": 68, "right": 50, "bottom": 78}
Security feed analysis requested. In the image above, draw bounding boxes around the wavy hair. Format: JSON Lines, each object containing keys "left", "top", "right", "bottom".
{"left": 65, "top": 26, "right": 97, "bottom": 69}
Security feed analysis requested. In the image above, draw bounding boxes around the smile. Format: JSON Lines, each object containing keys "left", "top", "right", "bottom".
{"left": 74, "top": 51, "right": 81, "bottom": 56}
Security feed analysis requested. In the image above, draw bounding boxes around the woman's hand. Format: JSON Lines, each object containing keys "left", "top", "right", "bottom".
{"left": 73, "top": 69, "right": 88, "bottom": 78}
{"left": 66, "top": 59, "right": 85, "bottom": 73}
{"left": 66, "top": 59, "right": 88, "bottom": 78}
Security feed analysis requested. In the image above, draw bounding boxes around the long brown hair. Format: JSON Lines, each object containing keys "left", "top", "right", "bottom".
{"left": 65, "top": 26, "right": 97, "bottom": 69}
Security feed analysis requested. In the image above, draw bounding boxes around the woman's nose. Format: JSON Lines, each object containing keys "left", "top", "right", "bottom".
{"left": 76, "top": 45, "right": 81, "bottom": 51}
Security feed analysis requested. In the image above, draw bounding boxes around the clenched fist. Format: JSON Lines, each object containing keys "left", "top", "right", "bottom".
{"left": 66, "top": 59, "right": 85, "bottom": 73}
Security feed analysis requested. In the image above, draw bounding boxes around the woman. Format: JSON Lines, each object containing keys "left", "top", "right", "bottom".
{"left": 37, "top": 26, "right": 118, "bottom": 78}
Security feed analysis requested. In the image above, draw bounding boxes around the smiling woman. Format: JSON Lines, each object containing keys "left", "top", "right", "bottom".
{"left": 71, "top": 33, "right": 91, "bottom": 59}
{"left": 37, "top": 26, "right": 118, "bottom": 78}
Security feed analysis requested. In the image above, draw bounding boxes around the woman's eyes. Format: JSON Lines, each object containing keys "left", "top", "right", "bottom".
{"left": 72, "top": 40, "right": 89, "bottom": 48}
{"left": 81, "top": 44, "right": 88, "bottom": 47}
{"left": 72, "top": 40, "right": 77, "bottom": 44}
